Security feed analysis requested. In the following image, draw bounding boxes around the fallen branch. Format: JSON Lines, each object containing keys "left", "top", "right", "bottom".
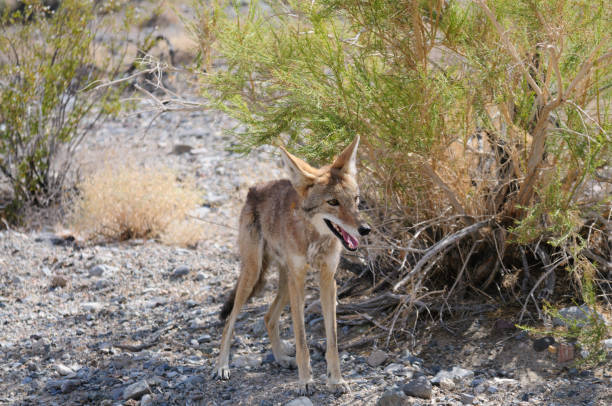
{"left": 393, "top": 219, "right": 493, "bottom": 291}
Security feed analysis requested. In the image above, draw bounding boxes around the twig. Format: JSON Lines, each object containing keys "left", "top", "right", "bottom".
{"left": 444, "top": 242, "right": 477, "bottom": 306}
{"left": 339, "top": 333, "right": 386, "bottom": 351}
{"left": 518, "top": 255, "right": 567, "bottom": 322}
{"left": 393, "top": 219, "right": 492, "bottom": 291}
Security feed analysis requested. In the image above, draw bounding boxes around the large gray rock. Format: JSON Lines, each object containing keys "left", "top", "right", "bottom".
{"left": 553, "top": 305, "right": 605, "bottom": 327}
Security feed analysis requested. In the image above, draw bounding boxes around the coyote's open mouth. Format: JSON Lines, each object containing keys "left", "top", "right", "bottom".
{"left": 324, "top": 219, "right": 359, "bottom": 251}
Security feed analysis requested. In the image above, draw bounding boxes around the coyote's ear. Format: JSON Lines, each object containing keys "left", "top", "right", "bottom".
{"left": 332, "top": 135, "right": 360, "bottom": 176}
{"left": 279, "top": 146, "right": 317, "bottom": 193}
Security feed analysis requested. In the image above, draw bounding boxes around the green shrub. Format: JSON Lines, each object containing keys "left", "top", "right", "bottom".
{"left": 0, "top": 0, "right": 129, "bottom": 216}
{"left": 193, "top": 1, "right": 611, "bottom": 319}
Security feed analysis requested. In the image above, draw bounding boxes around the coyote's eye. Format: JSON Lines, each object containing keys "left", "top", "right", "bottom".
{"left": 327, "top": 199, "right": 340, "bottom": 206}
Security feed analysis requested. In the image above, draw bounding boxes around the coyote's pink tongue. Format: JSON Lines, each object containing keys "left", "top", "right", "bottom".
{"left": 340, "top": 228, "right": 359, "bottom": 249}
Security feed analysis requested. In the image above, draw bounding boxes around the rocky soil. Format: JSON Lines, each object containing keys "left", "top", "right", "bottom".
{"left": 1, "top": 97, "right": 612, "bottom": 406}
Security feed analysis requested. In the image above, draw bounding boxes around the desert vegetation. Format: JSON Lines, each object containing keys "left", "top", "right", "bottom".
{"left": 0, "top": 0, "right": 131, "bottom": 214}
{"left": 0, "top": 2, "right": 610, "bottom": 402}
{"left": 190, "top": 0, "right": 611, "bottom": 348}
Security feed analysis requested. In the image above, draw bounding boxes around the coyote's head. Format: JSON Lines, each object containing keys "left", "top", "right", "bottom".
{"left": 280, "top": 136, "right": 371, "bottom": 251}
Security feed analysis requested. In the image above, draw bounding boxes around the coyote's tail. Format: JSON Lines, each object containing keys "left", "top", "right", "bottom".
{"left": 219, "top": 288, "right": 236, "bottom": 321}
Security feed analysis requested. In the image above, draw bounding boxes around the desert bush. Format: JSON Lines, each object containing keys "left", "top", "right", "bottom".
{"left": 69, "top": 164, "right": 203, "bottom": 244}
{"left": 193, "top": 0, "right": 610, "bottom": 340}
{"left": 519, "top": 260, "right": 609, "bottom": 368}
{"left": 0, "top": 0, "right": 132, "bottom": 217}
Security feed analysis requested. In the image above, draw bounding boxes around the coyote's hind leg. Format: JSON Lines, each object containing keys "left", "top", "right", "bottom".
{"left": 214, "top": 222, "right": 264, "bottom": 380}
{"left": 264, "top": 267, "right": 296, "bottom": 369}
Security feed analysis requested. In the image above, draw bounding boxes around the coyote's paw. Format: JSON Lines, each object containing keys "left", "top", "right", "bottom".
{"left": 297, "top": 380, "right": 316, "bottom": 396}
{"left": 275, "top": 355, "right": 297, "bottom": 369}
{"left": 327, "top": 379, "right": 350, "bottom": 394}
{"left": 213, "top": 365, "right": 231, "bottom": 380}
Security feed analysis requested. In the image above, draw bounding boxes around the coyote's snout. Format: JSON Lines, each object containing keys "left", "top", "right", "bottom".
{"left": 214, "top": 136, "right": 369, "bottom": 395}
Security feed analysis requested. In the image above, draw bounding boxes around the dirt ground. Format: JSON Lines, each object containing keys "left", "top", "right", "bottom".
{"left": 1, "top": 100, "right": 611, "bottom": 406}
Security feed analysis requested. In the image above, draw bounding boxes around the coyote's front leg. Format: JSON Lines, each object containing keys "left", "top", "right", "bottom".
{"left": 320, "top": 260, "right": 350, "bottom": 394}
{"left": 287, "top": 264, "right": 315, "bottom": 395}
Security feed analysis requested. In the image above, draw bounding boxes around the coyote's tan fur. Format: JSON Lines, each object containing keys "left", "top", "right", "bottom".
{"left": 214, "top": 136, "right": 370, "bottom": 394}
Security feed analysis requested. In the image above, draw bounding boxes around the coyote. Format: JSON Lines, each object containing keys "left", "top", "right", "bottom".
{"left": 214, "top": 136, "right": 370, "bottom": 395}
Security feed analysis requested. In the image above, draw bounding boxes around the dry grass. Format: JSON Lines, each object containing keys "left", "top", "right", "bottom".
{"left": 69, "top": 164, "right": 203, "bottom": 245}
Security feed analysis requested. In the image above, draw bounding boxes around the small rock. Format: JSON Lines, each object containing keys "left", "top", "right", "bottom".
{"left": 60, "top": 379, "right": 81, "bottom": 393}
{"left": 602, "top": 338, "right": 612, "bottom": 350}
{"left": 460, "top": 393, "right": 475, "bottom": 404}
{"left": 232, "top": 355, "right": 261, "bottom": 369}
{"left": 487, "top": 385, "right": 499, "bottom": 394}
{"left": 81, "top": 302, "right": 104, "bottom": 312}
{"left": 384, "top": 363, "right": 404, "bottom": 375}
{"left": 432, "top": 366, "right": 474, "bottom": 384}
{"left": 492, "top": 377, "right": 519, "bottom": 385}
{"left": 88, "top": 264, "right": 107, "bottom": 277}
{"left": 46, "top": 379, "right": 81, "bottom": 393}
{"left": 94, "top": 279, "right": 112, "bottom": 290}
{"left": 197, "top": 334, "right": 211, "bottom": 343}
{"left": 367, "top": 349, "right": 388, "bottom": 367}
{"left": 377, "top": 390, "right": 410, "bottom": 406}
{"left": 172, "top": 144, "right": 193, "bottom": 155}
{"left": 438, "top": 377, "right": 455, "bottom": 391}
{"left": 493, "top": 319, "right": 516, "bottom": 333}
{"left": 402, "top": 376, "right": 432, "bottom": 399}
{"left": 55, "top": 363, "right": 74, "bottom": 376}
{"left": 185, "top": 375, "right": 205, "bottom": 387}
{"left": 123, "top": 380, "right": 150, "bottom": 400}
{"left": 262, "top": 353, "right": 275, "bottom": 364}
{"left": 251, "top": 319, "right": 267, "bottom": 336}
{"left": 474, "top": 384, "right": 486, "bottom": 394}
{"left": 140, "top": 394, "right": 153, "bottom": 406}
{"left": 533, "top": 336, "right": 556, "bottom": 352}
{"left": 203, "top": 192, "right": 229, "bottom": 206}
{"left": 190, "top": 147, "right": 208, "bottom": 155}
{"left": 285, "top": 397, "right": 314, "bottom": 406}
{"left": 170, "top": 265, "right": 190, "bottom": 279}
{"left": 50, "top": 275, "right": 67, "bottom": 289}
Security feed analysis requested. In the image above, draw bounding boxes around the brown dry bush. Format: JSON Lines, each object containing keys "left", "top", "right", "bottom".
{"left": 70, "top": 164, "right": 203, "bottom": 245}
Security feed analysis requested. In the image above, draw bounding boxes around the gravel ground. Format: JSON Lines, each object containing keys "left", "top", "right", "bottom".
{"left": 1, "top": 102, "right": 611, "bottom": 406}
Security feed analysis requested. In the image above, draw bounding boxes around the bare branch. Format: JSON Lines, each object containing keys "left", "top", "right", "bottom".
{"left": 393, "top": 219, "right": 493, "bottom": 291}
